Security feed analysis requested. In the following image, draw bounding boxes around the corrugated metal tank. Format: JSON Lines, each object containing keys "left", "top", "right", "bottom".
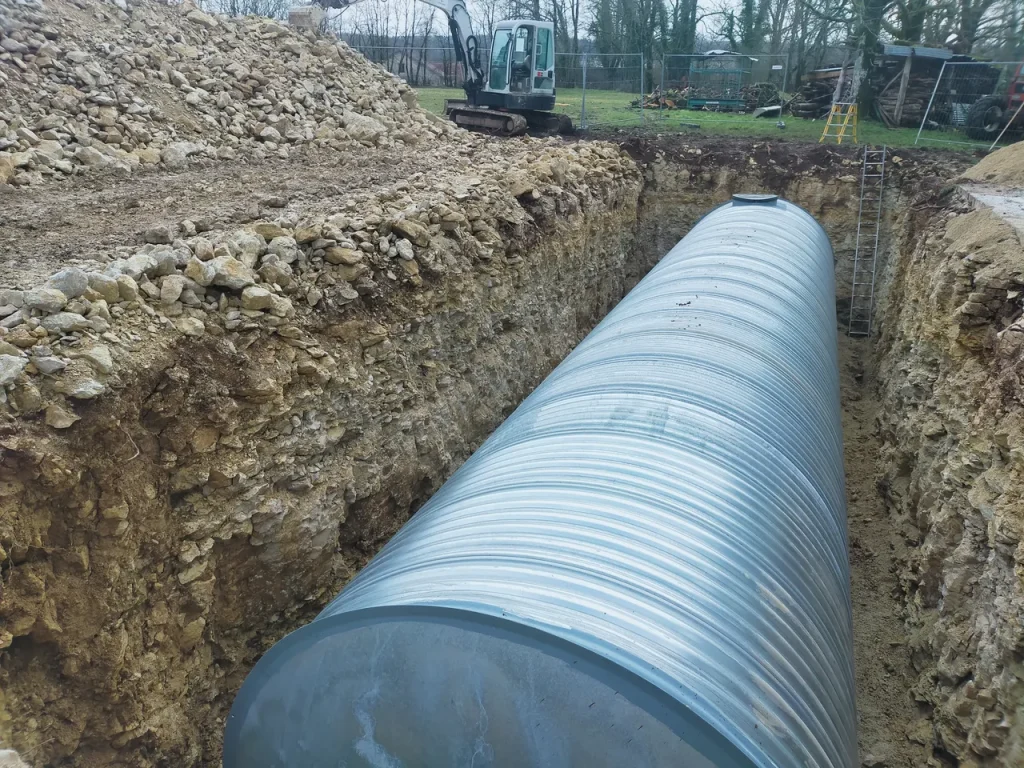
{"left": 223, "top": 195, "right": 855, "bottom": 768}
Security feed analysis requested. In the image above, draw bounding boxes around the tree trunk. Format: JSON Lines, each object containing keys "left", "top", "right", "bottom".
{"left": 856, "top": 0, "right": 886, "bottom": 112}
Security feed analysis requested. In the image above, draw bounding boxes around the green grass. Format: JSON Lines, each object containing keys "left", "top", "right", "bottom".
{"left": 414, "top": 85, "right": 974, "bottom": 151}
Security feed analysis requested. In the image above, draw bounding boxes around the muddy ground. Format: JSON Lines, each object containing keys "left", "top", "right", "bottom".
{"left": 842, "top": 335, "right": 931, "bottom": 768}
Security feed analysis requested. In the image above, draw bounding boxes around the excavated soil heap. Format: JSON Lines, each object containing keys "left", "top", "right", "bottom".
{"left": 961, "top": 140, "right": 1024, "bottom": 188}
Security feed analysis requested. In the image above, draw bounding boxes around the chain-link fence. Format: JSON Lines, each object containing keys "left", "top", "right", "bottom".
{"left": 362, "top": 45, "right": 800, "bottom": 132}
{"left": 554, "top": 52, "right": 645, "bottom": 129}
{"left": 644, "top": 53, "right": 789, "bottom": 126}
{"left": 915, "top": 60, "right": 1024, "bottom": 148}
{"left": 352, "top": 46, "right": 489, "bottom": 89}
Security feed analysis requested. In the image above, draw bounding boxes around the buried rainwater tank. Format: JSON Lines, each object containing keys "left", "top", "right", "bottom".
{"left": 223, "top": 195, "right": 856, "bottom": 768}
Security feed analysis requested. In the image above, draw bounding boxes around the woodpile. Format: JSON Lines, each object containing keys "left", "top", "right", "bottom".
{"left": 633, "top": 88, "right": 688, "bottom": 109}
{"left": 743, "top": 82, "right": 781, "bottom": 110}
{"left": 790, "top": 78, "right": 838, "bottom": 119}
{"left": 870, "top": 59, "right": 938, "bottom": 128}
{"left": 633, "top": 82, "right": 781, "bottom": 111}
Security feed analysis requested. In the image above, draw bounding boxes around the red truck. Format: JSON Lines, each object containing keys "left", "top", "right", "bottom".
{"left": 966, "top": 62, "right": 1024, "bottom": 140}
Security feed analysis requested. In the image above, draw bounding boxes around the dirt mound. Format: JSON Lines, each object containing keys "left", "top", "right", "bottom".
{"left": 961, "top": 140, "right": 1024, "bottom": 188}
{"left": 0, "top": 0, "right": 457, "bottom": 186}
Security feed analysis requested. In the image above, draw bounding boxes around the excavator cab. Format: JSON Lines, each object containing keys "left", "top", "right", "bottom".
{"left": 479, "top": 21, "right": 556, "bottom": 113}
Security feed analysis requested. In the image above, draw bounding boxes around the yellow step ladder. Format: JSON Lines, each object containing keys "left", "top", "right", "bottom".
{"left": 819, "top": 103, "right": 858, "bottom": 144}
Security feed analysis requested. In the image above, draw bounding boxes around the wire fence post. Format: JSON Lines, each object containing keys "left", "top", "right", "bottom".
{"left": 659, "top": 57, "right": 665, "bottom": 122}
{"left": 640, "top": 52, "right": 645, "bottom": 126}
{"left": 916, "top": 60, "right": 945, "bottom": 145}
{"left": 581, "top": 54, "right": 588, "bottom": 131}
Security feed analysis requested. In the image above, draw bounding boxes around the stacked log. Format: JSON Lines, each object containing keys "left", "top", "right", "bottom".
{"left": 874, "top": 75, "right": 938, "bottom": 128}
{"left": 790, "top": 78, "right": 836, "bottom": 118}
{"left": 632, "top": 88, "right": 690, "bottom": 109}
{"left": 633, "top": 82, "right": 781, "bottom": 112}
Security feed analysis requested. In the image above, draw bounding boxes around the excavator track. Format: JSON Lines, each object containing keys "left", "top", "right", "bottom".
{"left": 520, "top": 109, "right": 575, "bottom": 135}
{"left": 444, "top": 102, "right": 574, "bottom": 137}
{"left": 448, "top": 106, "right": 529, "bottom": 136}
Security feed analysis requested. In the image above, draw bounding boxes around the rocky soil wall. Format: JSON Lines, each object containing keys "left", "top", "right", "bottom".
{"left": 0, "top": 128, "right": 641, "bottom": 764}
{"left": 876, "top": 182, "right": 1024, "bottom": 767}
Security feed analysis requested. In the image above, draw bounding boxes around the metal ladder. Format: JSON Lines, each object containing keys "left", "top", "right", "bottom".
{"left": 848, "top": 146, "right": 886, "bottom": 336}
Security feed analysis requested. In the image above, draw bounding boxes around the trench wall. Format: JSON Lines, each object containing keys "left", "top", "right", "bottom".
{"left": 876, "top": 186, "right": 1024, "bottom": 767}
{"left": 0, "top": 158, "right": 641, "bottom": 766}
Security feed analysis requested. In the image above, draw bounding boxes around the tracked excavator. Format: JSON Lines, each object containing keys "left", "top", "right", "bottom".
{"left": 303, "top": 0, "right": 573, "bottom": 136}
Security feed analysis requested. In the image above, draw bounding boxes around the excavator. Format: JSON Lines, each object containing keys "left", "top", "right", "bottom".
{"left": 302, "top": 0, "right": 573, "bottom": 136}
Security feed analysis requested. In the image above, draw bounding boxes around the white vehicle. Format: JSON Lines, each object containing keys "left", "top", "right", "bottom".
{"left": 309, "top": 0, "right": 573, "bottom": 135}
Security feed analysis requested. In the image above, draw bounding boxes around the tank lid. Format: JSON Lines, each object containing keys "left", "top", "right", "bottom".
{"left": 731, "top": 193, "right": 779, "bottom": 204}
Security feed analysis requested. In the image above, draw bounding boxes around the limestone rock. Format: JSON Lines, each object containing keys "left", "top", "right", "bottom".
{"left": 0, "top": 155, "right": 14, "bottom": 185}
{"left": 325, "top": 247, "right": 362, "bottom": 266}
{"left": 46, "top": 268, "right": 90, "bottom": 299}
{"left": 253, "top": 223, "right": 290, "bottom": 240}
{"left": 392, "top": 219, "right": 430, "bottom": 247}
{"left": 267, "top": 236, "right": 299, "bottom": 262}
{"left": 74, "top": 146, "right": 110, "bottom": 167}
{"left": 0, "top": 290, "right": 24, "bottom": 308}
{"left": 0, "top": 355, "right": 28, "bottom": 386}
{"left": 45, "top": 403, "right": 79, "bottom": 429}
{"left": 87, "top": 273, "right": 121, "bottom": 303}
{"left": 259, "top": 126, "right": 282, "bottom": 143}
{"left": 161, "top": 142, "right": 201, "bottom": 170}
{"left": 57, "top": 375, "right": 107, "bottom": 400}
{"left": 144, "top": 225, "right": 174, "bottom": 245}
{"left": 10, "top": 380, "right": 43, "bottom": 413}
{"left": 134, "top": 148, "right": 162, "bottom": 165}
{"left": 186, "top": 9, "right": 219, "bottom": 28}
{"left": 211, "top": 255, "right": 256, "bottom": 290}
{"left": 24, "top": 287, "right": 67, "bottom": 313}
{"left": 34, "top": 356, "right": 68, "bottom": 375}
{"left": 0, "top": 749, "right": 30, "bottom": 768}
{"left": 40, "top": 312, "right": 91, "bottom": 334}
{"left": 160, "top": 275, "right": 186, "bottom": 304}
{"left": 395, "top": 238, "right": 415, "bottom": 260}
{"left": 71, "top": 344, "right": 114, "bottom": 374}
{"left": 184, "top": 257, "right": 216, "bottom": 287}
{"left": 240, "top": 286, "right": 274, "bottom": 311}
{"left": 193, "top": 239, "right": 215, "bottom": 261}
{"left": 175, "top": 317, "right": 206, "bottom": 337}
{"left": 117, "top": 275, "right": 140, "bottom": 301}
{"left": 294, "top": 224, "right": 321, "bottom": 244}
{"left": 229, "top": 230, "right": 266, "bottom": 268}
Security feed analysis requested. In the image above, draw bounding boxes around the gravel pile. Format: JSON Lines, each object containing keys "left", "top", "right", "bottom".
{"left": 0, "top": 0, "right": 459, "bottom": 185}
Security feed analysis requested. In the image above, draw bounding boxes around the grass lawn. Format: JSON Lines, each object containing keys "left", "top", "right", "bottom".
{"left": 414, "top": 85, "right": 981, "bottom": 151}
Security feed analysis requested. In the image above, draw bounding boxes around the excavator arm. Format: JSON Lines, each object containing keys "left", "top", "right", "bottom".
{"left": 313, "top": 0, "right": 486, "bottom": 103}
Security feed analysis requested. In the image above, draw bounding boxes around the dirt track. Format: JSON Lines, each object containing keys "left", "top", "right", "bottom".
{"left": 0, "top": 146, "right": 438, "bottom": 287}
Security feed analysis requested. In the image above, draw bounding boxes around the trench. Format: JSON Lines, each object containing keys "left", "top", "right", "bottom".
{"left": 606, "top": 140, "right": 949, "bottom": 768}
{"left": 7, "top": 138, "right": 1022, "bottom": 768}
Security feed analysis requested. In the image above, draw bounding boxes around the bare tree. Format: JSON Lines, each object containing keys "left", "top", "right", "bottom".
{"left": 201, "top": 0, "right": 291, "bottom": 18}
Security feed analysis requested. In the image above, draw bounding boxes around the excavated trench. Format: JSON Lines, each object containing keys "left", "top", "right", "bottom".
{"left": 6, "top": 137, "right": 1024, "bottom": 768}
